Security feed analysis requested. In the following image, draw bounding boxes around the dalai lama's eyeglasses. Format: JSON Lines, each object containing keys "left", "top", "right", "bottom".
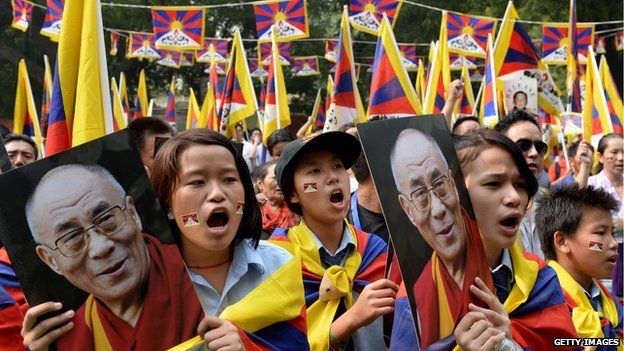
{"left": 40, "top": 205, "right": 128, "bottom": 258}
{"left": 406, "top": 175, "right": 453, "bottom": 212}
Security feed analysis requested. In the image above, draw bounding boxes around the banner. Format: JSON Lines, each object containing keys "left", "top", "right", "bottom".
{"left": 40, "top": 0, "right": 64, "bottom": 41}
{"left": 254, "top": 0, "right": 309, "bottom": 42}
{"left": 11, "top": 0, "right": 33, "bottom": 32}
{"left": 324, "top": 40, "right": 338, "bottom": 62}
{"left": 196, "top": 39, "right": 229, "bottom": 63}
{"left": 129, "top": 33, "right": 161, "bottom": 59}
{"left": 446, "top": 11, "right": 497, "bottom": 58}
{"left": 291, "top": 56, "right": 320, "bottom": 76}
{"left": 152, "top": 7, "right": 205, "bottom": 51}
{"left": 259, "top": 41, "right": 291, "bottom": 65}
{"left": 348, "top": 0, "right": 403, "bottom": 36}
{"left": 541, "top": 22, "right": 595, "bottom": 65}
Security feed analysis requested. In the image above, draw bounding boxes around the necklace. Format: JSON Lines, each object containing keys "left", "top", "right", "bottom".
{"left": 187, "top": 255, "right": 232, "bottom": 270}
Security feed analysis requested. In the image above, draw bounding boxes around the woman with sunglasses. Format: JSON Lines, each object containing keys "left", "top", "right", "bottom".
{"left": 494, "top": 110, "right": 549, "bottom": 259}
{"left": 151, "top": 129, "right": 309, "bottom": 351}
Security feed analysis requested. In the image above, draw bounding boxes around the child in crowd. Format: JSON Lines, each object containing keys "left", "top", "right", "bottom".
{"left": 536, "top": 184, "right": 623, "bottom": 345}
{"left": 270, "top": 132, "right": 397, "bottom": 351}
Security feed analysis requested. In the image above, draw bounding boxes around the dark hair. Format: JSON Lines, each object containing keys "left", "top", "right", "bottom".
{"left": 253, "top": 160, "right": 278, "bottom": 183}
{"left": 128, "top": 117, "right": 174, "bottom": 151}
{"left": 493, "top": 109, "right": 540, "bottom": 134}
{"left": 536, "top": 184, "right": 619, "bottom": 260}
{"left": 513, "top": 91, "right": 527, "bottom": 101}
{"left": 349, "top": 129, "right": 370, "bottom": 183}
{"left": 339, "top": 123, "right": 356, "bottom": 133}
{"left": 267, "top": 129, "right": 294, "bottom": 156}
{"left": 3, "top": 133, "right": 38, "bottom": 158}
{"left": 596, "top": 133, "right": 623, "bottom": 173}
{"left": 249, "top": 127, "right": 262, "bottom": 135}
{"left": 452, "top": 116, "right": 481, "bottom": 134}
{"left": 150, "top": 129, "right": 262, "bottom": 248}
{"left": 454, "top": 128, "right": 538, "bottom": 200}
{"left": 568, "top": 141, "right": 594, "bottom": 158}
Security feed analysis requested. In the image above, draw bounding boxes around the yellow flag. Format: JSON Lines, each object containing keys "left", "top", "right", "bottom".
{"left": 186, "top": 88, "right": 201, "bottom": 130}
{"left": 13, "top": 59, "right": 44, "bottom": 155}
{"left": 110, "top": 77, "right": 127, "bottom": 130}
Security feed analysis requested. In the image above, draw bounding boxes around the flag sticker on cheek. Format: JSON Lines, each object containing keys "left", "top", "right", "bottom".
{"left": 589, "top": 241, "right": 604, "bottom": 252}
{"left": 304, "top": 182, "right": 318, "bottom": 193}
{"left": 236, "top": 201, "right": 245, "bottom": 215}
{"left": 181, "top": 213, "right": 200, "bottom": 227}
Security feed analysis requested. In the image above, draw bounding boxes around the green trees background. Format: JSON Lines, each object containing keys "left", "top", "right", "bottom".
{"left": 0, "top": 0, "right": 622, "bottom": 128}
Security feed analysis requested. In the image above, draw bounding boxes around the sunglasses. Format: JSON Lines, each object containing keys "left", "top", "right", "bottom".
{"left": 515, "top": 138, "right": 548, "bottom": 156}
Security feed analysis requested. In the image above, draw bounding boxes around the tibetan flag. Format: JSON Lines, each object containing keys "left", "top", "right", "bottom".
{"left": 109, "top": 32, "right": 120, "bottom": 56}
{"left": 439, "top": 12, "right": 451, "bottom": 90}
{"left": 414, "top": 59, "right": 426, "bottom": 103}
{"left": 450, "top": 53, "right": 477, "bottom": 71}
{"left": 325, "top": 6, "right": 366, "bottom": 131}
{"left": 470, "top": 66, "right": 484, "bottom": 82}
{"left": 398, "top": 44, "right": 417, "bottom": 71}
{"left": 291, "top": 56, "right": 320, "bottom": 76}
{"left": 152, "top": 7, "right": 205, "bottom": 51}
{"left": 199, "top": 78, "right": 218, "bottom": 131}
{"left": 262, "top": 26, "right": 291, "bottom": 144}
{"left": 595, "top": 36, "right": 606, "bottom": 54}
{"left": 325, "top": 74, "right": 334, "bottom": 117}
{"left": 41, "top": 55, "right": 53, "bottom": 136}
{"left": 454, "top": 64, "right": 475, "bottom": 116}
{"left": 156, "top": 50, "right": 182, "bottom": 69}
{"left": 13, "top": 60, "right": 44, "bottom": 154}
{"left": 52, "top": 0, "right": 113, "bottom": 148}
{"left": 129, "top": 33, "right": 161, "bottom": 59}
{"left": 422, "top": 41, "right": 446, "bottom": 114}
{"left": 259, "top": 41, "right": 291, "bottom": 66}
{"left": 119, "top": 72, "right": 131, "bottom": 120}
{"left": 567, "top": 0, "right": 583, "bottom": 115}
{"left": 254, "top": 0, "right": 309, "bottom": 42}
{"left": 446, "top": 11, "right": 497, "bottom": 58}
{"left": 40, "top": 0, "right": 64, "bottom": 41}
{"left": 582, "top": 45, "right": 613, "bottom": 143}
{"left": 479, "top": 34, "right": 499, "bottom": 127}
{"left": 146, "top": 100, "right": 154, "bottom": 118}
{"left": 616, "top": 31, "right": 624, "bottom": 51}
{"left": 186, "top": 88, "right": 201, "bottom": 130}
{"left": 599, "top": 56, "right": 623, "bottom": 135}
{"left": 348, "top": 0, "right": 403, "bottom": 36}
{"left": 494, "top": 1, "right": 564, "bottom": 116}
{"left": 305, "top": 88, "right": 323, "bottom": 135}
{"left": 208, "top": 53, "right": 223, "bottom": 118}
{"left": 217, "top": 30, "right": 258, "bottom": 135}
{"left": 165, "top": 79, "right": 176, "bottom": 123}
{"left": 324, "top": 40, "right": 339, "bottom": 62}
{"left": 249, "top": 58, "right": 268, "bottom": 78}
{"left": 11, "top": 0, "right": 33, "bottom": 32}
{"left": 204, "top": 62, "right": 227, "bottom": 75}
{"left": 542, "top": 22, "right": 595, "bottom": 65}
{"left": 180, "top": 52, "right": 194, "bottom": 67}
{"left": 134, "top": 70, "right": 149, "bottom": 118}
{"left": 196, "top": 38, "right": 229, "bottom": 63}
{"left": 110, "top": 77, "right": 126, "bottom": 131}
{"left": 560, "top": 112, "right": 583, "bottom": 138}
{"left": 367, "top": 13, "right": 422, "bottom": 119}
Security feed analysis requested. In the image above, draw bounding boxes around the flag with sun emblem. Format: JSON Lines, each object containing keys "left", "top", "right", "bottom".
{"left": 152, "top": 7, "right": 205, "bottom": 51}
{"left": 196, "top": 38, "right": 229, "bottom": 63}
{"left": 348, "top": 0, "right": 403, "bottom": 36}
{"left": 449, "top": 53, "right": 477, "bottom": 70}
{"left": 254, "top": 0, "right": 309, "bottom": 42}
{"left": 324, "top": 40, "right": 339, "bottom": 62}
{"left": 249, "top": 58, "right": 268, "bottom": 78}
{"left": 259, "top": 41, "right": 291, "bottom": 65}
{"left": 446, "top": 11, "right": 497, "bottom": 58}
{"left": 397, "top": 44, "right": 417, "bottom": 71}
{"left": 156, "top": 50, "right": 182, "bottom": 69}
{"left": 11, "top": 0, "right": 34, "bottom": 32}
{"left": 291, "top": 57, "right": 320, "bottom": 76}
{"left": 40, "top": 0, "right": 64, "bottom": 41}
{"left": 128, "top": 33, "right": 161, "bottom": 59}
{"left": 541, "top": 22, "right": 594, "bottom": 65}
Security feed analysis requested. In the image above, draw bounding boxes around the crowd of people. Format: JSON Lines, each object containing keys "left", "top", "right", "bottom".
{"left": 0, "top": 80, "right": 622, "bottom": 350}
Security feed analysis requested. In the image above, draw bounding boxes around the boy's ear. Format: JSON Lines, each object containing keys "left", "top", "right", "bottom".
{"left": 553, "top": 231, "right": 571, "bottom": 255}
{"left": 290, "top": 189, "right": 300, "bottom": 205}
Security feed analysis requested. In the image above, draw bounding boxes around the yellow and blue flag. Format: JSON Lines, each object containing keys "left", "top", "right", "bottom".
{"left": 582, "top": 46, "right": 613, "bottom": 144}
{"left": 262, "top": 25, "right": 291, "bottom": 145}
{"left": 455, "top": 64, "right": 475, "bottom": 117}
{"left": 479, "top": 34, "right": 499, "bottom": 127}
{"left": 13, "top": 59, "right": 44, "bottom": 155}
{"left": 134, "top": 69, "right": 149, "bottom": 119}
{"left": 186, "top": 88, "right": 201, "bottom": 130}
{"left": 165, "top": 79, "right": 176, "bottom": 123}
{"left": 422, "top": 41, "right": 446, "bottom": 114}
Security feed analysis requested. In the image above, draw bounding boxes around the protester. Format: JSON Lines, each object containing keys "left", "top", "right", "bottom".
{"left": 296, "top": 115, "right": 323, "bottom": 139}
{"left": 536, "top": 184, "right": 623, "bottom": 342}
{"left": 151, "top": 129, "right": 308, "bottom": 350}
{"left": 441, "top": 79, "right": 464, "bottom": 130}
{"left": 254, "top": 160, "right": 299, "bottom": 238}
{"left": 588, "top": 133, "right": 623, "bottom": 301}
{"left": 271, "top": 131, "right": 396, "bottom": 351}
{"left": 389, "top": 128, "right": 492, "bottom": 349}
{"left": 453, "top": 129, "right": 577, "bottom": 350}
{"left": 127, "top": 117, "right": 175, "bottom": 176}
{"left": 495, "top": 110, "right": 548, "bottom": 258}
{"left": 3, "top": 134, "right": 37, "bottom": 168}
{"left": 266, "top": 128, "right": 294, "bottom": 160}
{"left": 452, "top": 116, "right": 482, "bottom": 136}
{"left": 551, "top": 141, "right": 594, "bottom": 189}
{"left": 246, "top": 128, "right": 269, "bottom": 172}
{"left": 20, "top": 164, "right": 204, "bottom": 351}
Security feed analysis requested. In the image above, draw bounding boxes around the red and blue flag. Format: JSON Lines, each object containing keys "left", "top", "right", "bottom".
{"left": 249, "top": 58, "right": 268, "bottom": 78}
{"left": 254, "top": 0, "right": 309, "bottom": 42}
{"left": 259, "top": 41, "right": 291, "bottom": 66}
{"left": 542, "top": 22, "right": 594, "bottom": 65}
{"left": 129, "top": 33, "right": 161, "bottom": 59}
{"left": 109, "top": 32, "right": 120, "bottom": 56}
{"left": 196, "top": 38, "right": 229, "bottom": 63}
{"left": 40, "top": 0, "right": 64, "bottom": 41}
{"left": 11, "top": 0, "right": 33, "bottom": 32}
{"left": 324, "top": 40, "right": 338, "bottom": 62}
{"left": 152, "top": 7, "right": 205, "bottom": 51}
{"left": 291, "top": 56, "right": 320, "bottom": 76}
{"left": 348, "top": 0, "right": 403, "bottom": 36}
{"left": 397, "top": 44, "right": 417, "bottom": 71}
{"left": 446, "top": 11, "right": 496, "bottom": 58}
{"left": 165, "top": 79, "right": 176, "bottom": 123}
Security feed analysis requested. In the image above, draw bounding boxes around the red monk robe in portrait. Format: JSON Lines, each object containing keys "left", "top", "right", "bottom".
{"left": 56, "top": 234, "right": 204, "bottom": 350}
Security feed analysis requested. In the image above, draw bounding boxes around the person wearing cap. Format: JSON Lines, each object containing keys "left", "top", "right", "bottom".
{"left": 270, "top": 131, "right": 397, "bottom": 351}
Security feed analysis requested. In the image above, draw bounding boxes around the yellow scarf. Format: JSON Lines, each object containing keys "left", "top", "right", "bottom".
{"left": 168, "top": 242, "right": 306, "bottom": 351}
{"left": 84, "top": 295, "right": 114, "bottom": 351}
{"left": 504, "top": 241, "right": 540, "bottom": 313}
{"left": 549, "top": 260, "right": 620, "bottom": 342}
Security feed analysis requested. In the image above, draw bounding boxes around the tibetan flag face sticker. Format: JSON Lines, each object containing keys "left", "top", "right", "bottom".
{"left": 236, "top": 201, "right": 245, "bottom": 215}
{"left": 589, "top": 241, "right": 604, "bottom": 252}
{"left": 304, "top": 182, "right": 318, "bottom": 193}
{"left": 181, "top": 212, "right": 200, "bottom": 227}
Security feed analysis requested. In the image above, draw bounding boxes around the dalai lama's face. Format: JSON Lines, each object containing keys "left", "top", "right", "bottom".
{"left": 393, "top": 130, "right": 466, "bottom": 266}
{"left": 29, "top": 166, "right": 150, "bottom": 308}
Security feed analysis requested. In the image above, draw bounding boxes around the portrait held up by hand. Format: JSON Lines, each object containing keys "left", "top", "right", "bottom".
{"left": 357, "top": 115, "right": 494, "bottom": 349}
{"left": 0, "top": 130, "right": 204, "bottom": 351}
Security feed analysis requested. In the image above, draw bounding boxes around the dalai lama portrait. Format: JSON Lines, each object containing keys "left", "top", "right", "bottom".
{"left": 25, "top": 163, "right": 203, "bottom": 350}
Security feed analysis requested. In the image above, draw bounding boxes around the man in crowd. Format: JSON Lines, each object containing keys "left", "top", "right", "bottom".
{"left": 4, "top": 134, "right": 37, "bottom": 168}
{"left": 127, "top": 117, "right": 174, "bottom": 176}
{"left": 21, "top": 163, "right": 203, "bottom": 350}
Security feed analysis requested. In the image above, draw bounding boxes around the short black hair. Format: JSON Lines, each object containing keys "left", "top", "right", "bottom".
{"left": 3, "top": 133, "right": 37, "bottom": 158}
{"left": 249, "top": 127, "right": 262, "bottom": 135}
{"left": 567, "top": 141, "right": 594, "bottom": 158}
{"left": 452, "top": 116, "right": 481, "bottom": 134}
{"left": 493, "top": 109, "right": 540, "bottom": 134}
{"left": 349, "top": 129, "right": 370, "bottom": 183}
{"left": 267, "top": 129, "right": 294, "bottom": 156}
{"left": 536, "top": 184, "right": 619, "bottom": 261}
{"left": 127, "top": 117, "right": 174, "bottom": 151}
